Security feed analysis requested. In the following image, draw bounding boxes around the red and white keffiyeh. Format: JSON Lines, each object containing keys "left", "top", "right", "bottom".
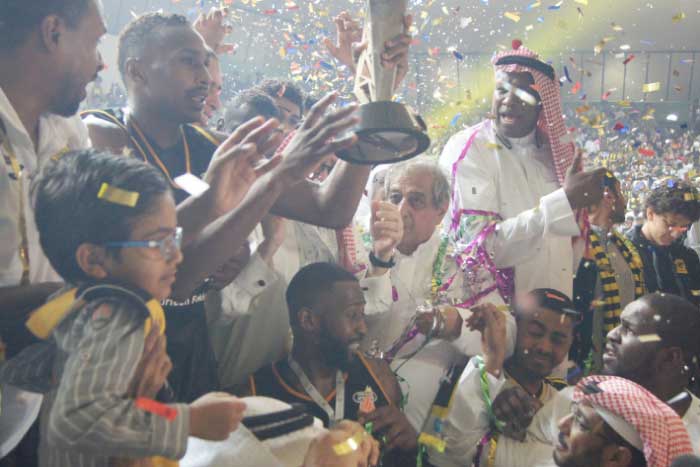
{"left": 492, "top": 43, "right": 575, "bottom": 186}
{"left": 573, "top": 375, "right": 694, "bottom": 467}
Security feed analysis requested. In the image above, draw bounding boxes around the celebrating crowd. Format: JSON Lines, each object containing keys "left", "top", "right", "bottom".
{"left": 1, "top": 2, "right": 699, "bottom": 467}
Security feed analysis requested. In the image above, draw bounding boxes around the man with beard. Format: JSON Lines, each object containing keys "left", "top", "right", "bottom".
{"left": 571, "top": 173, "right": 647, "bottom": 374}
{"left": 426, "top": 289, "right": 575, "bottom": 467}
{"left": 626, "top": 179, "right": 700, "bottom": 306}
{"left": 0, "top": 0, "right": 105, "bottom": 354}
{"left": 459, "top": 293, "right": 700, "bottom": 467}
{"left": 82, "top": 11, "right": 368, "bottom": 402}
{"left": 552, "top": 375, "right": 693, "bottom": 467}
{"left": 247, "top": 262, "right": 420, "bottom": 466}
{"left": 439, "top": 43, "right": 607, "bottom": 303}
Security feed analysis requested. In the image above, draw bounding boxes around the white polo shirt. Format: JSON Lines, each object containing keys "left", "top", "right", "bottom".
{"left": 0, "top": 86, "right": 90, "bottom": 286}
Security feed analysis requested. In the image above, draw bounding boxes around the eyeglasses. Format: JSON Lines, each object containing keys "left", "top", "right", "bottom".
{"left": 659, "top": 216, "right": 690, "bottom": 234}
{"left": 104, "top": 227, "right": 183, "bottom": 262}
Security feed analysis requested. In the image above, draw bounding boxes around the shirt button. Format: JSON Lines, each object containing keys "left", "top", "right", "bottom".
{"left": 257, "top": 280, "right": 266, "bottom": 287}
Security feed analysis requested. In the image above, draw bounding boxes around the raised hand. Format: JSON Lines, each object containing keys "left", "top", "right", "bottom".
{"left": 323, "top": 11, "right": 364, "bottom": 71}
{"left": 466, "top": 303, "right": 508, "bottom": 377}
{"left": 189, "top": 392, "right": 246, "bottom": 441}
{"left": 204, "top": 117, "right": 284, "bottom": 217}
{"left": 194, "top": 7, "right": 235, "bottom": 55}
{"left": 383, "top": 14, "right": 413, "bottom": 91}
{"left": 564, "top": 150, "right": 608, "bottom": 210}
{"left": 276, "top": 93, "right": 358, "bottom": 185}
{"left": 370, "top": 201, "right": 403, "bottom": 262}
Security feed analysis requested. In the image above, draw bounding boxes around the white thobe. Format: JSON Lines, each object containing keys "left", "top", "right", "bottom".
{"left": 360, "top": 230, "right": 516, "bottom": 430}
{"left": 430, "top": 357, "right": 559, "bottom": 467}
{"left": 0, "top": 86, "right": 90, "bottom": 286}
{"left": 206, "top": 251, "right": 289, "bottom": 389}
{"left": 439, "top": 119, "right": 581, "bottom": 298}
{"left": 0, "top": 86, "right": 89, "bottom": 456}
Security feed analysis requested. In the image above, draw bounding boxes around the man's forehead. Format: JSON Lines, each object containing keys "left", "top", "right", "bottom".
{"left": 620, "top": 300, "right": 655, "bottom": 326}
{"left": 390, "top": 171, "right": 433, "bottom": 193}
{"left": 330, "top": 281, "right": 365, "bottom": 304}
{"left": 149, "top": 24, "right": 208, "bottom": 57}
{"left": 496, "top": 70, "right": 535, "bottom": 86}
{"left": 520, "top": 305, "right": 574, "bottom": 330}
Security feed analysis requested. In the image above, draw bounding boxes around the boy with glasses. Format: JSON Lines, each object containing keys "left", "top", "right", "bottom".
{"left": 0, "top": 150, "right": 247, "bottom": 466}
{"left": 626, "top": 179, "right": 700, "bottom": 306}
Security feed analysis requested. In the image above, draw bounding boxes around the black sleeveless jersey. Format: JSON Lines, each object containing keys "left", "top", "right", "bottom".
{"left": 80, "top": 108, "right": 220, "bottom": 204}
{"left": 81, "top": 108, "right": 222, "bottom": 402}
{"left": 250, "top": 352, "right": 394, "bottom": 427}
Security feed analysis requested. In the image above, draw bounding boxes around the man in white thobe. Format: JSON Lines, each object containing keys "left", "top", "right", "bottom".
{"left": 358, "top": 159, "right": 516, "bottom": 430}
{"left": 439, "top": 44, "right": 607, "bottom": 301}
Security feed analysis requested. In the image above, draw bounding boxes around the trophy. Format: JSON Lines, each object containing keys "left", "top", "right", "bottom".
{"left": 336, "top": 0, "right": 430, "bottom": 165}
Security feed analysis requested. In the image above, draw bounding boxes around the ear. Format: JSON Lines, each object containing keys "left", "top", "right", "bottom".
{"left": 39, "top": 15, "right": 64, "bottom": 52}
{"left": 656, "top": 346, "right": 685, "bottom": 376}
{"left": 125, "top": 58, "right": 147, "bottom": 86}
{"left": 605, "top": 445, "right": 633, "bottom": 467}
{"left": 645, "top": 207, "right": 654, "bottom": 222}
{"left": 75, "top": 244, "right": 110, "bottom": 280}
{"left": 297, "top": 307, "right": 320, "bottom": 333}
{"left": 435, "top": 201, "right": 449, "bottom": 224}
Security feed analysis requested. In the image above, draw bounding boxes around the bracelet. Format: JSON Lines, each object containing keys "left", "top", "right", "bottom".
{"left": 369, "top": 251, "right": 396, "bottom": 268}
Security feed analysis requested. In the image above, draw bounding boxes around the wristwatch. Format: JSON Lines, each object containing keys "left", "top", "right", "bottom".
{"left": 369, "top": 251, "right": 396, "bottom": 268}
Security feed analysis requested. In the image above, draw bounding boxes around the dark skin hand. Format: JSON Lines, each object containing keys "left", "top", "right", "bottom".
{"left": 564, "top": 150, "right": 608, "bottom": 210}
{"left": 357, "top": 357, "right": 418, "bottom": 452}
{"left": 358, "top": 405, "right": 418, "bottom": 451}
{"left": 491, "top": 386, "right": 543, "bottom": 442}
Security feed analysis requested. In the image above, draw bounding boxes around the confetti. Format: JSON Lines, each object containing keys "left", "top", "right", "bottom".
{"left": 504, "top": 12, "right": 521, "bottom": 23}
{"left": 642, "top": 82, "right": 661, "bottom": 93}
{"left": 672, "top": 12, "right": 686, "bottom": 22}
{"left": 637, "top": 334, "right": 661, "bottom": 343}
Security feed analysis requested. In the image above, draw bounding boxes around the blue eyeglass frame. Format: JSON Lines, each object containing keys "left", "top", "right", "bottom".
{"left": 103, "top": 227, "right": 183, "bottom": 261}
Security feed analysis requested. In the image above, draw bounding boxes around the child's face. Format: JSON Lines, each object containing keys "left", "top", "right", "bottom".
{"left": 104, "top": 193, "right": 182, "bottom": 301}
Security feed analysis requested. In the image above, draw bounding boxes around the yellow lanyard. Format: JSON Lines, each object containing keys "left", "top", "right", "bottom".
{"left": 127, "top": 115, "right": 191, "bottom": 189}
{"left": 0, "top": 120, "right": 30, "bottom": 285}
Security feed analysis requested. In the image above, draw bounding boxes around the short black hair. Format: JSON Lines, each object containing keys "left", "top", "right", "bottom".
{"left": 0, "top": 0, "right": 92, "bottom": 49}
{"left": 33, "top": 149, "right": 170, "bottom": 283}
{"left": 117, "top": 12, "right": 189, "bottom": 81}
{"left": 641, "top": 292, "right": 700, "bottom": 376}
{"left": 285, "top": 262, "right": 358, "bottom": 327}
{"left": 223, "top": 89, "right": 280, "bottom": 133}
{"left": 517, "top": 288, "right": 580, "bottom": 319}
{"left": 256, "top": 79, "right": 305, "bottom": 113}
{"left": 646, "top": 178, "right": 700, "bottom": 222}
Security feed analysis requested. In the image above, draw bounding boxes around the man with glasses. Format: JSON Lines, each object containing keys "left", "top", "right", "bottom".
{"left": 477, "top": 292, "right": 700, "bottom": 466}
{"left": 553, "top": 375, "right": 693, "bottom": 467}
{"left": 626, "top": 179, "right": 700, "bottom": 306}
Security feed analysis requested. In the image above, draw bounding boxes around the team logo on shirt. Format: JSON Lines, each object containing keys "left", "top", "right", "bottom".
{"left": 674, "top": 259, "right": 688, "bottom": 275}
{"left": 354, "top": 386, "right": 377, "bottom": 414}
